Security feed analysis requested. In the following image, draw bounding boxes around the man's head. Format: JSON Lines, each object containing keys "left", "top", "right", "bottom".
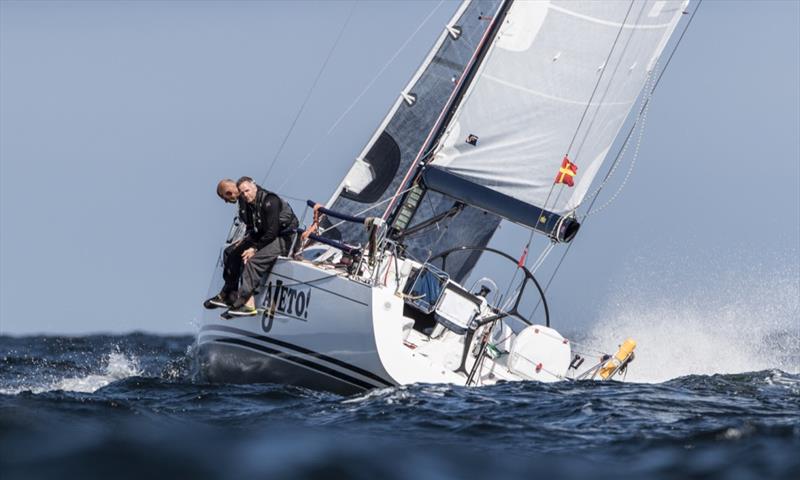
{"left": 237, "top": 176, "right": 258, "bottom": 204}
{"left": 216, "top": 179, "right": 240, "bottom": 204}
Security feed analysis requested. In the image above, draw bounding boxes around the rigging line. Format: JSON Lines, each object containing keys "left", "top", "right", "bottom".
{"left": 324, "top": 0, "right": 445, "bottom": 138}
{"left": 399, "top": 192, "right": 450, "bottom": 242}
{"left": 260, "top": 1, "right": 358, "bottom": 185}
{"left": 276, "top": 0, "right": 445, "bottom": 194}
{"left": 574, "top": 64, "right": 655, "bottom": 216}
{"left": 550, "top": 1, "right": 647, "bottom": 214}
{"left": 576, "top": 0, "right": 704, "bottom": 215}
{"left": 422, "top": 215, "right": 454, "bottom": 263}
{"left": 528, "top": 0, "right": 703, "bottom": 320}
{"left": 572, "top": 1, "right": 647, "bottom": 163}
{"left": 584, "top": 64, "right": 656, "bottom": 218}
{"left": 565, "top": 0, "right": 635, "bottom": 157}
{"left": 497, "top": 241, "right": 554, "bottom": 318}
{"left": 319, "top": 186, "right": 414, "bottom": 235}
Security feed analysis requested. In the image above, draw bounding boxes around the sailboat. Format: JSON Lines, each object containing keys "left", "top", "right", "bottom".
{"left": 197, "top": 0, "right": 690, "bottom": 395}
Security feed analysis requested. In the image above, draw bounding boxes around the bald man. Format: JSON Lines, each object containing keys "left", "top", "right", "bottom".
{"left": 216, "top": 179, "right": 239, "bottom": 204}
{"left": 203, "top": 178, "right": 248, "bottom": 309}
{"left": 204, "top": 177, "right": 298, "bottom": 316}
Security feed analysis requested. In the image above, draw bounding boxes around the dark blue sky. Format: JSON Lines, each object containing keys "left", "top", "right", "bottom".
{"left": 1, "top": 1, "right": 798, "bottom": 335}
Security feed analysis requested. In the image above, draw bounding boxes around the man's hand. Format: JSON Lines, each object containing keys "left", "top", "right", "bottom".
{"left": 242, "top": 248, "right": 256, "bottom": 264}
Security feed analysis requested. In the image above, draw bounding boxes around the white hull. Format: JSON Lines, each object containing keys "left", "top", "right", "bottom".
{"left": 198, "top": 253, "right": 575, "bottom": 395}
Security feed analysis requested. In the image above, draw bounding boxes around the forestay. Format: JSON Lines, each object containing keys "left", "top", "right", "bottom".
{"left": 430, "top": 0, "right": 688, "bottom": 217}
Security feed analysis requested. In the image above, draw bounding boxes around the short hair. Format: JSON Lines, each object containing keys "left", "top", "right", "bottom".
{"left": 236, "top": 176, "right": 255, "bottom": 187}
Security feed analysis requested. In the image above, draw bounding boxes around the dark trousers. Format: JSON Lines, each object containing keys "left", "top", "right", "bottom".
{"left": 222, "top": 236, "right": 290, "bottom": 307}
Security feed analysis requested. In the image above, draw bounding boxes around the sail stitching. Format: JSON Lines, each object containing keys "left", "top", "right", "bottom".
{"left": 548, "top": 3, "right": 675, "bottom": 30}
{"left": 481, "top": 74, "right": 637, "bottom": 106}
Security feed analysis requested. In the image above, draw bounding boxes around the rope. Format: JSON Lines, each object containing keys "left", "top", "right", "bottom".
{"left": 515, "top": 0, "right": 635, "bottom": 271}
{"left": 550, "top": 1, "right": 647, "bottom": 211}
{"left": 578, "top": 0, "right": 705, "bottom": 215}
{"left": 275, "top": 0, "right": 445, "bottom": 194}
{"left": 260, "top": 1, "right": 357, "bottom": 185}
{"left": 583, "top": 62, "right": 655, "bottom": 217}
{"left": 320, "top": 186, "right": 413, "bottom": 235}
{"left": 528, "top": 0, "right": 703, "bottom": 320}
{"left": 565, "top": 1, "right": 635, "bottom": 158}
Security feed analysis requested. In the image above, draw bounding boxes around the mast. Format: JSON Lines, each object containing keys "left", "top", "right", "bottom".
{"left": 385, "top": 0, "right": 515, "bottom": 235}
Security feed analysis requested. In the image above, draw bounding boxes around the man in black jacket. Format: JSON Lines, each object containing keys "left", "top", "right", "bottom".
{"left": 204, "top": 176, "right": 298, "bottom": 317}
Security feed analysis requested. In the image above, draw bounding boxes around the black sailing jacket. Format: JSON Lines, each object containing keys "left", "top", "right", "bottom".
{"left": 238, "top": 186, "right": 298, "bottom": 250}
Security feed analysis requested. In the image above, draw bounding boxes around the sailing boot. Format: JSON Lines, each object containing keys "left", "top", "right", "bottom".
{"left": 203, "top": 293, "right": 230, "bottom": 310}
{"left": 224, "top": 305, "right": 258, "bottom": 317}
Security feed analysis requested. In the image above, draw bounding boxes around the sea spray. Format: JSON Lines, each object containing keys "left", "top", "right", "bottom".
{"left": 52, "top": 349, "right": 142, "bottom": 393}
{"left": 0, "top": 346, "right": 141, "bottom": 395}
{"left": 583, "top": 255, "right": 799, "bottom": 383}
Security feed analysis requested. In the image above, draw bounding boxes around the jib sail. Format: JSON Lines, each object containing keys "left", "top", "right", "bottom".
{"left": 322, "top": 0, "right": 506, "bottom": 281}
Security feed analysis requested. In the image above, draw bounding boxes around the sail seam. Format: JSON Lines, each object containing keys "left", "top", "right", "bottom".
{"left": 548, "top": 4, "right": 674, "bottom": 30}
{"left": 482, "top": 73, "right": 636, "bottom": 107}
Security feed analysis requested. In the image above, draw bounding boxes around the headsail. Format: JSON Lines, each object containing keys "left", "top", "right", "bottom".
{"left": 426, "top": 0, "right": 688, "bottom": 233}
{"left": 323, "top": 0, "right": 506, "bottom": 280}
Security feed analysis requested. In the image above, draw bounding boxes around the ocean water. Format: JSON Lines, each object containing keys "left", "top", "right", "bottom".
{"left": 1, "top": 332, "right": 798, "bottom": 480}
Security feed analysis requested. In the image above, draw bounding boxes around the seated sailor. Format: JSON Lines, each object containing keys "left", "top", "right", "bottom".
{"left": 204, "top": 176, "right": 298, "bottom": 317}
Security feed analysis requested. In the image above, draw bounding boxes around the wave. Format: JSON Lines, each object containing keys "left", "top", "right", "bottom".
{"left": 0, "top": 348, "right": 142, "bottom": 395}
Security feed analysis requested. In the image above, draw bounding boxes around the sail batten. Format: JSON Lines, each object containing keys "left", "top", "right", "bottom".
{"left": 482, "top": 73, "right": 639, "bottom": 107}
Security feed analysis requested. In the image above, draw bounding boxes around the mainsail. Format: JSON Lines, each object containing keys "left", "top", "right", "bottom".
{"left": 426, "top": 0, "right": 688, "bottom": 232}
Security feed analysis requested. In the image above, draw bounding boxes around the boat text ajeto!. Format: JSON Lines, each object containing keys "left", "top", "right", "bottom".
{"left": 260, "top": 279, "right": 311, "bottom": 332}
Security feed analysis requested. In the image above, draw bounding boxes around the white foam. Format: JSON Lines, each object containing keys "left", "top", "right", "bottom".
{"left": 582, "top": 260, "right": 799, "bottom": 383}
{"left": 0, "top": 350, "right": 142, "bottom": 395}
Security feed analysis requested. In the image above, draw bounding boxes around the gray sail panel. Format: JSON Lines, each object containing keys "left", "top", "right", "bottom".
{"left": 400, "top": 190, "right": 501, "bottom": 282}
{"left": 324, "top": 0, "right": 504, "bottom": 270}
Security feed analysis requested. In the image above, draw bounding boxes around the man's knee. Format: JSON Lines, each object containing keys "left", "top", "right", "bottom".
{"left": 224, "top": 243, "right": 250, "bottom": 265}
{"left": 224, "top": 242, "right": 244, "bottom": 257}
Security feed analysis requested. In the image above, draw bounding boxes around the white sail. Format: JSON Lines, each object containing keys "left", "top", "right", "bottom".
{"left": 430, "top": 0, "right": 688, "bottom": 216}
